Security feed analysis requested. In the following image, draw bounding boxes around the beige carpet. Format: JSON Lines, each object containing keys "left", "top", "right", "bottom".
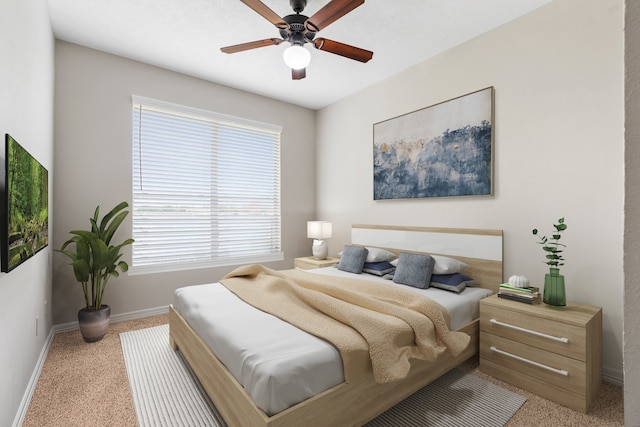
{"left": 23, "top": 314, "right": 624, "bottom": 427}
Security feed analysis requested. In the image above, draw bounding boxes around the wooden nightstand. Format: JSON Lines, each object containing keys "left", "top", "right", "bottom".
{"left": 294, "top": 256, "right": 339, "bottom": 270}
{"left": 479, "top": 294, "right": 602, "bottom": 413}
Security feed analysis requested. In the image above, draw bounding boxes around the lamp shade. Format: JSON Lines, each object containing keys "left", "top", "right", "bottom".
{"left": 283, "top": 45, "right": 311, "bottom": 70}
{"left": 307, "top": 221, "right": 332, "bottom": 240}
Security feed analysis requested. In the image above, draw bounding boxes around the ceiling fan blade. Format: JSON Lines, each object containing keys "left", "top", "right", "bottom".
{"left": 292, "top": 68, "right": 306, "bottom": 80}
{"left": 239, "top": 0, "right": 289, "bottom": 29}
{"left": 221, "top": 38, "right": 283, "bottom": 54}
{"left": 305, "top": 0, "right": 364, "bottom": 32}
{"left": 313, "top": 38, "right": 373, "bottom": 63}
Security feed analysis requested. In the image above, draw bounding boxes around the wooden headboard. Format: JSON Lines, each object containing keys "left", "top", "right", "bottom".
{"left": 351, "top": 224, "right": 504, "bottom": 293}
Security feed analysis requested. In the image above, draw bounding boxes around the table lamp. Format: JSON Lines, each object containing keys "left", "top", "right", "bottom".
{"left": 307, "top": 221, "right": 332, "bottom": 260}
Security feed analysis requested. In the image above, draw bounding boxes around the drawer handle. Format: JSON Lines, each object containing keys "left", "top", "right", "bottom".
{"left": 490, "top": 318, "right": 569, "bottom": 343}
{"left": 490, "top": 346, "right": 569, "bottom": 376}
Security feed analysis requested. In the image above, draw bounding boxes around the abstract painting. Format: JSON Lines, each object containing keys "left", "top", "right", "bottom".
{"left": 373, "top": 87, "right": 494, "bottom": 200}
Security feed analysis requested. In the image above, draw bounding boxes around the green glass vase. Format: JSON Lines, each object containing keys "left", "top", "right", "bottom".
{"left": 543, "top": 267, "right": 566, "bottom": 306}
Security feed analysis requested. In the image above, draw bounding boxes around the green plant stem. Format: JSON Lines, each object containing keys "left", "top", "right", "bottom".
{"left": 82, "top": 282, "right": 90, "bottom": 309}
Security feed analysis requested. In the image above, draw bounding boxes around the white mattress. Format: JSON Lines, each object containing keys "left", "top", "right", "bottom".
{"left": 172, "top": 267, "right": 492, "bottom": 416}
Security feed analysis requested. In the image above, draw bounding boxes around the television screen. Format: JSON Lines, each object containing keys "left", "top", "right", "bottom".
{"left": 1, "top": 134, "right": 48, "bottom": 272}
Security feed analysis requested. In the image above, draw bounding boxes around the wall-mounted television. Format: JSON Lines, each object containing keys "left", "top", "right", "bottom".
{"left": 1, "top": 134, "right": 48, "bottom": 272}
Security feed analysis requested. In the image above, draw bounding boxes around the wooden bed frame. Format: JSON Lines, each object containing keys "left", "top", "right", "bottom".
{"left": 169, "top": 225, "right": 503, "bottom": 427}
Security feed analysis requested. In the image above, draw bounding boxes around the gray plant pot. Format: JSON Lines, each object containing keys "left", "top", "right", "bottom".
{"left": 78, "top": 305, "right": 111, "bottom": 343}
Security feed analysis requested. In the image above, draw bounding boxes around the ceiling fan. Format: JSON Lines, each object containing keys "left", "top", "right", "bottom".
{"left": 221, "top": 0, "right": 373, "bottom": 80}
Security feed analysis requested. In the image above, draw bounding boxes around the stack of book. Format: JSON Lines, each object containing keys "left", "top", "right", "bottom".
{"left": 498, "top": 283, "right": 542, "bottom": 304}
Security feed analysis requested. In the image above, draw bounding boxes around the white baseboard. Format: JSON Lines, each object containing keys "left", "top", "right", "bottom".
{"left": 13, "top": 305, "right": 170, "bottom": 426}
{"left": 603, "top": 366, "right": 624, "bottom": 386}
{"left": 54, "top": 305, "right": 170, "bottom": 333}
{"left": 12, "top": 327, "right": 55, "bottom": 427}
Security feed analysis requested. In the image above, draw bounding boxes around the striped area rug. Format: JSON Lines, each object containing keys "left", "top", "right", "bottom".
{"left": 120, "top": 325, "right": 226, "bottom": 426}
{"left": 364, "top": 368, "right": 526, "bottom": 427}
{"left": 121, "top": 325, "right": 526, "bottom": 427}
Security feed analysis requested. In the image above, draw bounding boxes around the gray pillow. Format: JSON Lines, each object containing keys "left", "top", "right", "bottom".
{"left": 392, "top": 253, "right": 435, "bottom": 289}
{"left": 337, "top": 245, "right": 369, "bottom": 274}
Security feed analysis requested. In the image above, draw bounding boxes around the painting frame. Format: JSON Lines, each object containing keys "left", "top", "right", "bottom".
{"left": 373, "top": 87, "right": 494, "bottom": 200}
{"left": 1, "top": 134, "right": 49, "bottom": 272}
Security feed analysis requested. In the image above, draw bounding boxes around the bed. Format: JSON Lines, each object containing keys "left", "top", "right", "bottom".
{"left": 169, "top": 224, "right": 503, "bottom": 427}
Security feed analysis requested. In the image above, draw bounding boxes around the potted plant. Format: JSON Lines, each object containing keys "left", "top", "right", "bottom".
{"left": 532, "top": 217, "right": 567, "bottom": 306}
{"left": 57, "top": 202, "right": 134, "bottom": 342}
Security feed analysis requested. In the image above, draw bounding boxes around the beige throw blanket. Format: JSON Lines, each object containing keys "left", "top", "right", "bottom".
{"left": 221, "top": 264, "right": 470, "bottom": 384}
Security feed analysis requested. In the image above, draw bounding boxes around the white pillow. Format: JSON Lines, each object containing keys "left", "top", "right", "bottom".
{"left": 365, "top": 247, "right": 396, "bottom": 263}
{"left": 431, "top": 255, "right": 468, "bottom": 274}
{"left": 391, "top": 254, "right": 467, "bottom": 274}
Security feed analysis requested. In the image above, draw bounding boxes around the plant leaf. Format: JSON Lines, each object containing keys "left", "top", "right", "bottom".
{"left": 102, "top": 211, "right": 129, "bottom": 245}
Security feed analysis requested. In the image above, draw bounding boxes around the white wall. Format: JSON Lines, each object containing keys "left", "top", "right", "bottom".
{"left": 316, "top": 0, "right": 624, "bottom": 381}
{"left": 0, "top": 0, "right": 54, "bottom": 426}
{"left": 53, "top": 42, "right": 316, "bottom": 325}
{"left": 624, "top": 0, "right": 640, "bottom": 424}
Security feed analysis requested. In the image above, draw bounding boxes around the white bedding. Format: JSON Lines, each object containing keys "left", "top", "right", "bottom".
{"left": 172, "top": 267, "right": 492, "bottom": 416}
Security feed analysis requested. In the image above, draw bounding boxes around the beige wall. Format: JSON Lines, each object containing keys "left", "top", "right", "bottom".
{"left": 316, "top": 0, "right": 624, "bottom": 382}
{"left": 53, "top": 41, "right": 316, "bottom": 325}
{"left": 0, "top": 0, "right": 54, "bottom": 425}
{"left": 625, "top": 0, "right": 640, "bottom": 424}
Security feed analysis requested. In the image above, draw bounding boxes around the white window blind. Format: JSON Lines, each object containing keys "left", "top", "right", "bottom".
{"left": 131, "top": 95, "right": 282, "bottom": 274}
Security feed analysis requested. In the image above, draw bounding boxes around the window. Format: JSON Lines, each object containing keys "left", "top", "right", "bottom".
{"left": 131, "top": 95, "right": 282, "bottom": 274}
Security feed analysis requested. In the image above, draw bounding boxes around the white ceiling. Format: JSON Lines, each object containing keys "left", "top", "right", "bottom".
{"left": 47, "top": 0, "right": 553, "bottom": 110}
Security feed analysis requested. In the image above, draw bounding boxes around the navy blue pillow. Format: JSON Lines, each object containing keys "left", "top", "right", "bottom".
{"left": 337, "top": 245, "right": 369, "bottom": 274}
{"left": 430, "top": 273, "right": 475, "bottom": 293}
{"left": 392, "top": 253, "right": 435, "bottom": 289}
{"left": 362, "top": 261, "right": 396, "bottom": 276}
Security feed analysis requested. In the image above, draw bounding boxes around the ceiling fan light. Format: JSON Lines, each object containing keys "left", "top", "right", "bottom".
{"left": 283, "top": 45, "right": 311, "bottom": 70}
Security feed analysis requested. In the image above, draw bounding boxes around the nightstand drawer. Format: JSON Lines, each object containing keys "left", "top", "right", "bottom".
{"left": 480, "top": 332, "right": 586, "bottom": 395}
{"left": 480, "top": 303, "right": 587, "bottom": 361}
{"left": 480, "top": 355, "right": 590, "bottom": 413}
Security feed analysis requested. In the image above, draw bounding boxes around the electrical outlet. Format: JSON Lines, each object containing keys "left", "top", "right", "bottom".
{"left": 44, "top": 300, "right": 48, "bottom": 317}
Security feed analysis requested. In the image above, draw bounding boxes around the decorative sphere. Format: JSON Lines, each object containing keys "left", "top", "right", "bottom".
{"left": 508, "top": 275, "right": 530, "bottom": 288}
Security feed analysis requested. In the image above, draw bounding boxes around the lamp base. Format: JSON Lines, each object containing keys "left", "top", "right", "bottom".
{"left": 312, "top": 239, "right": 328, "bottom": 260}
